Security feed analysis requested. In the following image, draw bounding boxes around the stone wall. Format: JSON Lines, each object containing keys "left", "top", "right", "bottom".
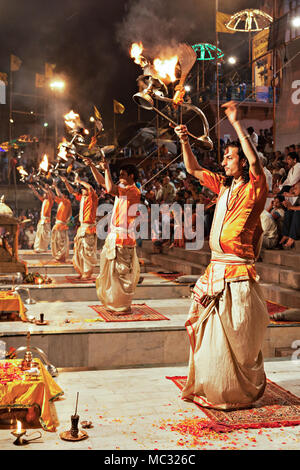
{"left": 0, "top": 185, "right": 40, "bottom": 212}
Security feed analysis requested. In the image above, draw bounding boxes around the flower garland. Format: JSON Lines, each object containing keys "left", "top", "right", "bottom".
{"left": 0, "top": 361, "right": 23, "bottom": 384}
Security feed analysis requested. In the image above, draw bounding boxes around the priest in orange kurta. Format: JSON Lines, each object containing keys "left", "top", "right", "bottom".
{"left": 50, "top": 182, "right": 72, "bottom": 262}
{"left": 29, "top": 184, "right": 54, "bottom": 253}
{"left": 83, "top": 158, "right": 141, "bottom": 314}
{"left": 61, "top": 175, "right": 98, "bottom": 279}
{"left": 174, "top": 101, "right": 270, "bottom": 410}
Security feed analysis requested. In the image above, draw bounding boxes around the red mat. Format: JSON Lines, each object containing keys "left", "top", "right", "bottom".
{"left": 167, "top": 376, "right": 300, "bottom": 432}
{"left": 266, "top": 300, "right": 287, "bottom": 316}
{"left": 89, "top": 303, "right": 170, "bottom": 322}
{"left": 65, "top": 276, "right": 96, "bottom": 284}
{"left": 266, "top": 300, "right": 300, "bottom": 324}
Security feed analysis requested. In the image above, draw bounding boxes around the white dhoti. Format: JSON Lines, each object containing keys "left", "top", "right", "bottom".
{"left": 72, "top": 224, "right": 98, "bottom": 276}
{"left": 33, "top": 218, "right": 51, "bottom": 252}
{"left": 51, "top": 222, "right": 69, "bottom": 261}
{"left": 183, "top": 277, "right": 270, "bottom": 410}
{"left": 96, "top": 230, "right": 140, "bottom": 312}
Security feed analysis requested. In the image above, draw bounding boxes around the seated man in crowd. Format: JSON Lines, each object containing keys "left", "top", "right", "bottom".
{"left": 24, "top": 225, "right": 36, "bottom": 249}
{"left": 279, "top": 181, "right": 300, "bottom": 249}
{"left": 260, "top": 209, "right": 280, "bottom": 249}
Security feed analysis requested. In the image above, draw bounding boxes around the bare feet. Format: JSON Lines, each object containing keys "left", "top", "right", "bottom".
{"left": 279, "top": 236, "right": 288, "bottom": 245}
{"left": 283, "top": 237, "right": 295, "bottom": 249}
{"left": 82, "top": 270, "right": 94, "bottom": 280}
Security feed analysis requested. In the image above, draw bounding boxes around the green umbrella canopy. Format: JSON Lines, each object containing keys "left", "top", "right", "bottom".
{"left": 192, "top": 43, "right": 224, "bottom": 61}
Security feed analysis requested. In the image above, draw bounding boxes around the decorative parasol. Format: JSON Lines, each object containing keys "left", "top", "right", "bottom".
{"left": 225, "top": 9, "right": 273, "bottom": 69}
{"left": 225, "top": 9, "right": 273, "bottom": 32}
{"left": 192, "top": 43, "right": 224, "bottom": 91}
{"left": 192, "top": 43, "right": 224, "bottom": 61}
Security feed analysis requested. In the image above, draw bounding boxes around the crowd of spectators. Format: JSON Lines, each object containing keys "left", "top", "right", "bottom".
{"left": 6, "top": 127, "right": 300, "bottom": 253}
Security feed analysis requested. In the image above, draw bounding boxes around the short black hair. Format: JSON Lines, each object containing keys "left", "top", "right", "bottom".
{"left": 287, "top": 151, "right": 299, "bottom": 162}
{"left": 119, "top": 164, "right": 139, "bottom": 182}
{"left": 275, "top": 194, "right": 284, "bottom": 203}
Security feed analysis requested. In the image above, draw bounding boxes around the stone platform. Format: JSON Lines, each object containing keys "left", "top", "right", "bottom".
{"left": 0, "top": 243, "right": 298, "bottom": 370}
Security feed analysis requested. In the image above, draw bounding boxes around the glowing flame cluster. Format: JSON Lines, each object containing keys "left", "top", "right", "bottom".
{"left": 153, "top": 56, "right": 178, "bottom": 83}
{"left": 64, "top": 110, "right": 81, "bottom": 131}
{"left": 130, "top": 42, "right": 148, "bottom": 67}
{"left": 57, "top": 140, "right": 69, "bottom": 161}
{"left": 130, "top": 42, "right": 178, "bottom": 83}
{"left": 39, "top": 154, "right": 49, "bottom": 172}
{"left": 16, "top": 166, "right": 28, "bottom": 177}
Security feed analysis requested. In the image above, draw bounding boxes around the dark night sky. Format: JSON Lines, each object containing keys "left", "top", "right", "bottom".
{"left": 0, "top": 0, "right": 263, "bottom": 137}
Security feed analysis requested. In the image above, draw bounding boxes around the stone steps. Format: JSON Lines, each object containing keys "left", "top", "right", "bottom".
{"left": 149, "top": 251, "right": 300, "bottom": 309}
{"left": 5, "top": 273, "right": 191, "bottom": 302}
{"left": 25, "top": 258, "right": 155, "bottom": 275}
{"left": 1, "top": 299, "right": 300, "bottom": 368}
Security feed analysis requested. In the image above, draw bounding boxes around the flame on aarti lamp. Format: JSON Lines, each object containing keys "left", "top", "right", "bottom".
{"left": 39, "top": 154, "right": 49, "bottom": 172}
{"left": 57, "top": 140, "right": 68, "bottom": 161}
{"left": 130, "top": 42, "right": 148, "bottom": 67}
{"left": 64, "top": 110, "right": 81, "bottom": 130}
{"left": 153, "top": 55, "right": 178, "bottom": 83}
{"left": 16, "top": 420, "right": 23, "bottom": 433}
{"left": 17, "top": 166, "right": 28, "bottom": 177}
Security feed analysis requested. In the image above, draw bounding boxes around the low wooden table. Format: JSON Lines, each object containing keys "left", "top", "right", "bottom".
{"left": 0, "top": 291, "right": 27, "bottom": 321}
{"left": 0, "top": 358, "right": 64, "bottom": 432}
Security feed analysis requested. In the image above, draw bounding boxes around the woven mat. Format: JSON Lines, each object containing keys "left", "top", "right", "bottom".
{"left": 167, "top": 376, "right": 300, "bottom": 432}
{"left": 150, "top": 272, "right": 184, "bottom": 282}
{"left": 89, "top": 303, "right": 170, "bottom": 322}
{"left": 266, "top": 300, "right": 300, "bottom": 324}
{"left": 65, "top": 276, "right": 96, "bottom": 284}
{"left": 266, "top": 300, "right": 287, "bottom": 316}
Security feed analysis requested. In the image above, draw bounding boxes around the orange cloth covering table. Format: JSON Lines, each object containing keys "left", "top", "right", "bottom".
{"left": 0, "top": 358, "right": 63, "bottom": 432}
{"left": 0, "top": 291, "right": 27, "bottom": 321}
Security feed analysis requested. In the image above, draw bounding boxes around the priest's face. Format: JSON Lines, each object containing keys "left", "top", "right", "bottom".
{"left": 119, "top": 170, "right": 134, "bottom": 186}
{"left": 222, "top": 146, "right": 244, "bottom": 179}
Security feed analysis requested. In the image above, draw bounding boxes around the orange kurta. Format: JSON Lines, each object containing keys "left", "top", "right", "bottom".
{"left": 193, "top": 168, "right": 268, "bottom": 303}
{"left": 53, "top": 196, "right": 72, "bottom": 231}
{"left": 75, "top": 187, "right": 98, "bottom": 234}
{"left": 111, "top": 183, "right": 141, "bottom": 246}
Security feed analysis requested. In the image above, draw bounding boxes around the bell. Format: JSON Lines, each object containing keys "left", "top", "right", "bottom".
{"left": 198, "top": 135, "right": 214, "bottom": 151}
{"left": 132, "top": 92, "right": 154, "bottom": 110}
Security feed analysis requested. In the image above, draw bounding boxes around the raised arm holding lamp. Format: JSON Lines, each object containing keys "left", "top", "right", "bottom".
{"left": 61, "top": 172, "right": 98, "bottom": 279}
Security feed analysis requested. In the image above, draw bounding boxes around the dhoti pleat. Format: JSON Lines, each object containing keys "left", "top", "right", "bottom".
{"left": 72, "top": 229, "right": 97, "bottom": 276}
{"left": 182, "top": 279, "right": 270, "bottom": 410}
{"left": 33, "top": 221, "right": 51, "bottom": 252}
{"left": 96, "top": 241, "right": 140, "bottom": 312}
{"left": 51, "top": 229, "right": 69, "bottom": 261}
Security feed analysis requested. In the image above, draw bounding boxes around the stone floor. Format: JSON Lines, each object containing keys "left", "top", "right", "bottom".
{"left": 0, "top": 359, "right": 300, "bottom": 451}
